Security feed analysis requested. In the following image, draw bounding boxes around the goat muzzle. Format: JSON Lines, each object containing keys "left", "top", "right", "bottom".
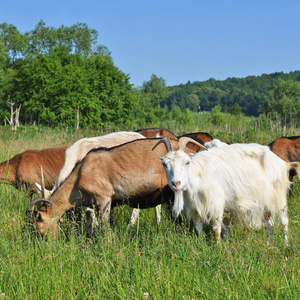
{"left": 172, "top": 181, "right": 181, "bottom": 190}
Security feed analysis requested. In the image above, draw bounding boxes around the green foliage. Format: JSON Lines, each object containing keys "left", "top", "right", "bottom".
{"left": 0, "top": 21, "right": 132, "bottom": 128}
{"left": 4, "top": 45, "right": 132, "bottom": 128}
{"left": 261, "top": 78, "right": 300, "bottom": 126}
{"left": 1, "top": 21, "right": 300, "bottom": 129}
{"left": 0, "top": 23, "right": 28, "bottom": 62}
{"left": 227, "top": 103, "right": 243, "bottom": 116}
{"left": 165, "top": 71, "right": 300, "bottom": 117}
{"left": 142, "top": 74, "right": 169, "bottom": 108}
{"left": 211, "top": 105, "right": 226, "bottom": 125}
{"left": 23, "top": 20, "right": 98, "bottom": 56}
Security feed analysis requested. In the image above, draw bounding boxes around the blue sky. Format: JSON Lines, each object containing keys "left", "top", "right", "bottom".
{"left": 1, "top": 0, "right": 300, "bottom": 87}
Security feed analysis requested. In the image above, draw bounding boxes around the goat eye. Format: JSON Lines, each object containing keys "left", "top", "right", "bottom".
{"left": 162, "top": 162, "right": 166, "bottom": 167}
{"left": 186, "top": 161, "right": 190, "bottom": 166}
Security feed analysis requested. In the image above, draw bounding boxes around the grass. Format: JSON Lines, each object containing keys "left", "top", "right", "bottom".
{"left": 0, "top": 123, "right": 299, "bottom": 299}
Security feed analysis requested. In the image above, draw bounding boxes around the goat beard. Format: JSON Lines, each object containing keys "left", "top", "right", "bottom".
{"left": 172, "top": 190, "right": 184, "bottom": 219}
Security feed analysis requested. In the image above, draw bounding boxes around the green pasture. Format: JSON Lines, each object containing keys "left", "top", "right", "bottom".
{"left": 0, "top": 122, "right": 299, "bottom": 299}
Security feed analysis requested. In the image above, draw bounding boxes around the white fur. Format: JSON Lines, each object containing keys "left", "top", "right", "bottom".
{"left": 162, "top": 142, "right": 293, "bottom": 245}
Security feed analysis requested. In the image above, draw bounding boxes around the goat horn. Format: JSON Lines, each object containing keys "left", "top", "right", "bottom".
{"left": 26, "top": 198, "right": 51, "bottom": 217}
{"left": 152, "top": 137, "right": 173, "bottom": 152}
{"left": 178, "top": 137, "right": 208, "bottom": 152}
{"left": 40, "top": 165, "right": 46, "bottom": 198}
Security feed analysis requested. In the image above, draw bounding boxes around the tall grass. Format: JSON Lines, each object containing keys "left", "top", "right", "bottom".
{"left": 0, "top": 122, "right": 299, "bottom": 299}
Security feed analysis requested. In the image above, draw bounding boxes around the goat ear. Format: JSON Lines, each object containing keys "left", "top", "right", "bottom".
{"left": 35, "top": 182, "right": 42, "bottom": 192}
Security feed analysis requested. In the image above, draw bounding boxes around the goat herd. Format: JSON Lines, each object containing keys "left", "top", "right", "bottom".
{"left": 0, "top": 128, "right": 299, "bottom": 245}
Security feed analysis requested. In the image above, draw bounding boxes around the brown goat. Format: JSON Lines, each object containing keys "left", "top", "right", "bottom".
{"left": 0, "top": 146, "right": 67, "bottom": 194}
{"left": 136, "top": 129, "right": 214, "bottom": 146}
{"left": 135, "top": 128, "right": 177, "bottom": 139}
{"left": 27, "top": 138, "right": 205, "bottom": 237}
{"left": 177, "top": 132, "right": 213, "bottom": 144}
{"left": 268, "top": 136, "right": 300, "bottom": 181}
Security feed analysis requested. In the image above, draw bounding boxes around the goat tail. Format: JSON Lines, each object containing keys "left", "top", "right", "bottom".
{"left": 288, "top": 162, "right": 300, "bottom": 180}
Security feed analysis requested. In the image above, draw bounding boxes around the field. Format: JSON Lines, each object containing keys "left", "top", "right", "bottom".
{"left": 0, "top": 122, "right": 299, "bottom": 299}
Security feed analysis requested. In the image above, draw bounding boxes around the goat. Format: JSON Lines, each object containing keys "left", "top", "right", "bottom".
{"left": 0, "top": 146, "right": 67, "bottom": 195}
{"left": 27, "top": 138, "right": 206, "bottom": 237}
{"left": 135, "top": 128, "right": 177, "bottom": 139}
{"left": 128, "top": 130, "right": 213, "bottom": 227}
{"left": 268, "top": 136, "right": 300, "bottom": 182}
{"left": 35, "top": 131, "right": 146, "bottom": 231}
{"left": 38, "top": 131, "right": 145, "bottom": 197}
{"left": 177, "top": 132, "right": 213, "bottom": 144}
{"left": 128, "top": 128, "right": 177, "bottom": 227}
{"left": 154, "top": 137, "right": 300, "bottom": 245}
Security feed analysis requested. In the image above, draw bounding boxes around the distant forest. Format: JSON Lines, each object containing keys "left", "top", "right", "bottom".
{"left": 163, "top": 71, "right": 300, "bottom": 117}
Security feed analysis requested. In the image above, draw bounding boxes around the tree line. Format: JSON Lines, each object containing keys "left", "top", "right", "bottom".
{"left": 164, "top": 72, "right": 300, "bottom": 120}
{"left": 0, "top": 21, "right": 299, "bottom": 129}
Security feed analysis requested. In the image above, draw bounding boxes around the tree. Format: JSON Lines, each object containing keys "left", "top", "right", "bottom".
{"left": 227, "top": 103, "right": 243, "bottom": 116}
{"left": 211, "top": 105, "right": 226, "bottom": 125}
{"left": 23, "top": 20, "right": 98, "bottom": 56}
{"left": 1, "top": 21, "right": 134, "bottom": 128}
{"left": 13, "top": 46, "right": 134, "bottom": 127}
{"left": 0, "top": 23, "right": 27, "bottom": 64}
{"left": 142, "top": 74, "right": 169, "bottom": 108}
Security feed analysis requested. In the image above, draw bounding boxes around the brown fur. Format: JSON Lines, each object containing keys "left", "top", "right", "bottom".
{"left": 177, "top": 132, "right": 213, "bottom": 152}
{"left": 136, "top": 129, "right": 213, "bottom": 152}
{"left": 269, "top": 136, "right": 300, "bottom": 180}
{"left": 136, "top": 128, "right": 177, "bottom": 139}
{"left": 29, "top": 138, "right": 198, "bottom": 236}
{"left": 0, "top": 146, "right": 67, "bottom": 193}
{"left": 268, "top": 136, "right": 300, "bottom": 162}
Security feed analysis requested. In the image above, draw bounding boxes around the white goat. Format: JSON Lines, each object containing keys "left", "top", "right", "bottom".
{"left": 154, "top": 138, "right": 300, "bottom": 245}
{"left": 127, "top": 135, "right": 224, "bottom": 228}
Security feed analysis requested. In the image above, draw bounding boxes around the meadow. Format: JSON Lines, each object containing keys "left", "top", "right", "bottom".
{"left": 0, "top": 118, "right": 299, "bottom": 299}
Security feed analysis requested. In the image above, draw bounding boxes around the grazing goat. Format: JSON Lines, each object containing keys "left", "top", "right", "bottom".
{"left": 0, "top": 146, "right": 67, "bottom": 194}
{"left": 35, "top": 131, "right": 146, "bottom": 231}
{"left": 39, "top": 131, "right": 145, "bottom": 197}
{"left": 154, "top": 137, "right": 300, "bottom": 245}
{"left": 268, "top": 136, "right": 300, "bottom": 181}
{"left": 27, "top": 138, "right": 206, "bottom": 237}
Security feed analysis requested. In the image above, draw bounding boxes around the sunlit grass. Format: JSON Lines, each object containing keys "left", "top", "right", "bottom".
{"left": 0, "top": 124, "right": 299, "bottom": 299}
